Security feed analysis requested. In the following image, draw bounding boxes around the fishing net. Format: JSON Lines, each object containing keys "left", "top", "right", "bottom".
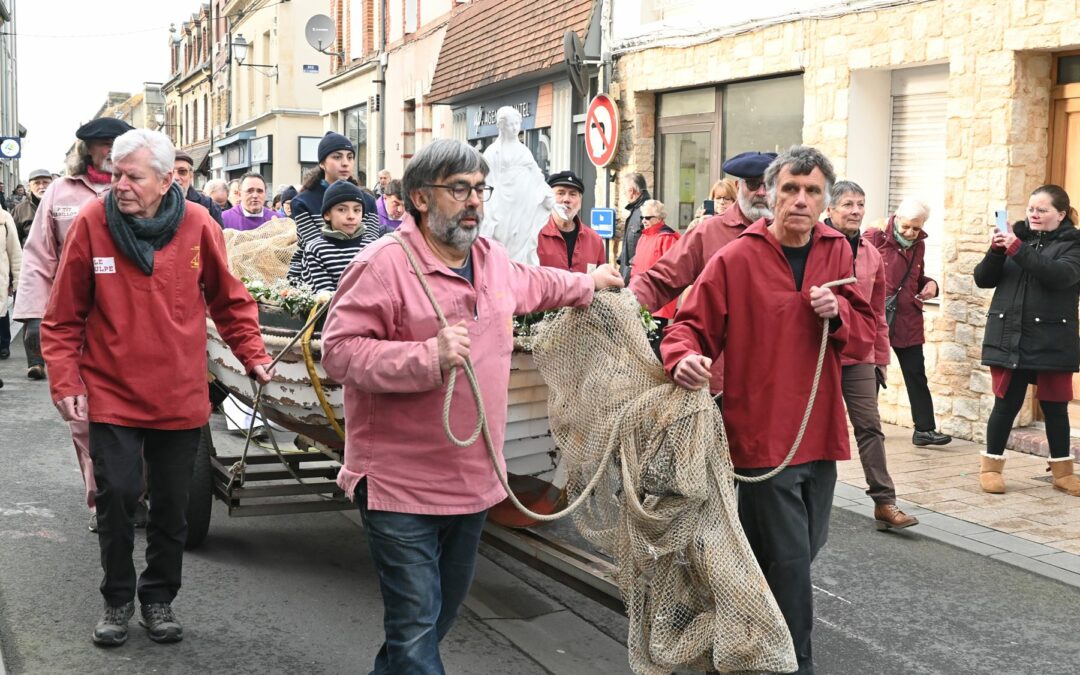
{"left": 223, "top": 217, "right": 298, "bottom": 283}
{"left": 531, "top": 290, "right": 797, "bottom": 675}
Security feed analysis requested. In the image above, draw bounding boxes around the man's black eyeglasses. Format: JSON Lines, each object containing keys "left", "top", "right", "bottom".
{"left": 423, "top": 183, "right": 494, "bottom": 202}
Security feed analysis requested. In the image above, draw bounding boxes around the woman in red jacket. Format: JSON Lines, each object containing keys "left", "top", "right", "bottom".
{"left": 865, "top": 198, "right": 951, "bottom": 447}
{"left": 631, "top": 199, "right": 681, "bottom": 352}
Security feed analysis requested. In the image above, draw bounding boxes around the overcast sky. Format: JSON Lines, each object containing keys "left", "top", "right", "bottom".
{"left": 15, "top": 0, "right": 205, "bottom": 177}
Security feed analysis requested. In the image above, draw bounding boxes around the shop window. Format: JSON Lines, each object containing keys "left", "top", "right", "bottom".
{"left": 656, "top": 75, "right": 802, "bottom": 231}
{"left": 1057, "top": 55, "right": 1080, "bottom": 85}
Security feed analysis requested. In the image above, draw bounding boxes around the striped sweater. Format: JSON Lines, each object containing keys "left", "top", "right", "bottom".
{"left": 292, "top": 234, "right": 367, "bottom": 292}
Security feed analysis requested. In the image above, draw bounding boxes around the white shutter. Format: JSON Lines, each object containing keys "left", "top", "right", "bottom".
{"left": 887, "top": 91, "right": 947, "bottom": 284}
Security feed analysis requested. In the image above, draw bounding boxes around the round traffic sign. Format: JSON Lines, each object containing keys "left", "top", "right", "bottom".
{"left": 584, "top": 94, "right": 619, "bottom": 168}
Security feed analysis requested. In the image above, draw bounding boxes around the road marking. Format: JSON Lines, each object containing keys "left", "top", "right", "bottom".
{"left": 0, "top": 504, "right": 56, "bottom": 518}
{"left": 813, "top": 584, "right": 852, "bottom": 604}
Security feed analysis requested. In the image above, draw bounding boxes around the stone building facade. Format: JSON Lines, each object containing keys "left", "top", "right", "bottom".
{"left": 609, "top": 0, "right": 1080, "bottom": 443}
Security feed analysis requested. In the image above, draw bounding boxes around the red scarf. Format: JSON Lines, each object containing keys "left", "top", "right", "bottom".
{"left": 86, "top": 165, "right": 111, "bottom": 185}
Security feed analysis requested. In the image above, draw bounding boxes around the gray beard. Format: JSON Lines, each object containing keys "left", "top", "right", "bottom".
{"left": 97, "top": 158, "right": 114, "bottom": 174}
{"left": 738, "top": 192, "right": 773, "bottom": 221}
{"left": 429, "top": 208, "right": 481, "bottom": 253}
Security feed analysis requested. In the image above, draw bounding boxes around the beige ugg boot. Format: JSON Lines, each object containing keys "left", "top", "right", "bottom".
{"left": 979, "top": 453, "right": 1006, "bottom": 494}
{"left": 1048, "top": 458, "right": 1080, "bottom": 497}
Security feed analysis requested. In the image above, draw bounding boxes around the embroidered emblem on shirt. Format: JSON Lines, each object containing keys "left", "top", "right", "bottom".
{"left": 93, "top": 257, "right": 116, "bottom": 274}
{"left": 52, "top": 205, "right": 79, "bottom": 219}
{"left": 191, "top": 245, "right": 201, "bottom": 269}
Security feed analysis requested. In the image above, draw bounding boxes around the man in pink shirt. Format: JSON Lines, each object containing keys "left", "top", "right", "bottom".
{"left": 321, "top": 139, "right": 622, "bottom": 674}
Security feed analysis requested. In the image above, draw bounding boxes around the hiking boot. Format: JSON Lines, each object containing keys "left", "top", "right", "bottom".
{"left": 92, "top": 601, "right": 134, "bottom": 646}
{"left": 134, "top": 500, "right": 149, "bottom": 529}
{"left": 912, "top": 429, "right": 951, "bottom": 446}
{"left": 873, "top": 504, "right": 919, "bottom": 530}
{"left": 27, "top": 364, "right": 45, "bottom": 380}
{"left": 140, "top": 602, "right": 183, "bottom": 643}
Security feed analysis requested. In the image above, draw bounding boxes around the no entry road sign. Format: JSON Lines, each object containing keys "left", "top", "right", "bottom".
{"left": 585, "top": 94, "right": 619, "bottom": 168}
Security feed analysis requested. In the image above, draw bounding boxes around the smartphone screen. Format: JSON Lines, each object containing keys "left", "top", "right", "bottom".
{"left": 995, "top": 210, "right": 1008, "bottom": 234}
{"left": 703, "top": 199, "right": 715, "bottom": 216}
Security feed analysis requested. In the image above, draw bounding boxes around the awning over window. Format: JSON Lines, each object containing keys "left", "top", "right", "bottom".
{"left": 427, "top": 0, "right": 595, "bottom": 105}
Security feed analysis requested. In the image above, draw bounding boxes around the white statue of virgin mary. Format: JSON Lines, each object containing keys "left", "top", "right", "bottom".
{"left": 481, "top": 106, "right": 554, "bottom": 265}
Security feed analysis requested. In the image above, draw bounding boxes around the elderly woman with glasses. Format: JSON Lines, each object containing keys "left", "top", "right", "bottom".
{"left": 631, "top": 199, "right": 681, "bottom": 341}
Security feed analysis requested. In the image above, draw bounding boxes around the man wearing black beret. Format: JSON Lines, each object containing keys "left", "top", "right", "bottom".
{"left": 13, "top": 116, "right": 133, "bottom": 533}
{"left": 536, "top": 170, "right": 606, "bottom": 273}
{"left": 630, "top": 150, "right": 777, "bottom": 397}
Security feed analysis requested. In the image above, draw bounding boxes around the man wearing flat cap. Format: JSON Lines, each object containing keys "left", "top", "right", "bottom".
{"left": 13, "top": 116, "right": 133, "bottom": 532}
{"left": 174, "top": 151, "right": 223, "bottom": 226}
{"left": 629, "top": 150, "right": 777, "bottom": 397}
{"left": 12, "top": 169, "right": 53, "bottom": 246}
{"left": 536, "top": 170, "right": 607, "bottom": 273}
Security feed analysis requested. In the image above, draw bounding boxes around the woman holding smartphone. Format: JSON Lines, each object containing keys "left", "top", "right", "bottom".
{"left": 974, "top": 185, "right": 1080, "bottom": 495}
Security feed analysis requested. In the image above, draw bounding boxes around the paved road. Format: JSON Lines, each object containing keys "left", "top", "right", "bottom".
{"left": 4, "top": 335, "right": 1080, "bottom": 674}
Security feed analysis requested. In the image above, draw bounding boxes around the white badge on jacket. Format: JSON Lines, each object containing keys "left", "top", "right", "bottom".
{"left": 93, "top": 257, "right": 116, "bottom": 274}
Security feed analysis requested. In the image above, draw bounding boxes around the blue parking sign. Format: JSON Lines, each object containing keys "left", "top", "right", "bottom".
{"left": 590, "top": 208, "right": 615, "bottom": 239}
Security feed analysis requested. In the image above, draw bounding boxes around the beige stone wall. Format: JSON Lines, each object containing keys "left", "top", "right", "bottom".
{"left": 612, "top": 0, "right": 1080, "bottom": 441}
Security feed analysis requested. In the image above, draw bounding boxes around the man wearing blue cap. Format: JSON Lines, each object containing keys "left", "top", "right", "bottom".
{"left": 629, "top": 150, "right": 777, "bottom": 396}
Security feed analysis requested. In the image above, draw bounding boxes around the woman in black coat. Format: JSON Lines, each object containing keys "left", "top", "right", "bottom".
{"left": 973, "top": 185, "right": 1080, "bottom": 496}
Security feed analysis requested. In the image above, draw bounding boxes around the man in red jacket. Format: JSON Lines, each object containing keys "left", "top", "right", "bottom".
{"left": 629, "top": 151, "right": 776, "bottom": 397}
{"left": 535, "top": 170, "right": 606, "bottom": 272}
{"left": 42, "top": 129, "right": 273, "bottom": 648}
{"left": 662, "top": 146, "right": 875, "bottom": 675}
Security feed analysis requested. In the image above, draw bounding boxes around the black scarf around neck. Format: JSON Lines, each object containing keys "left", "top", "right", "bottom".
{"left": 105, "top": 182, "right": 186, "bottom": 275}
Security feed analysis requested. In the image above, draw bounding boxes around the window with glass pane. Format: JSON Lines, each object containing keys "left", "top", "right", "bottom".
{"left": 660, "top": 87, "right": 715, "bottom": 118}
{"left": 723, "top": 75, "right": 803, "bottom": 159}
{"left": 660, "top": 131, "right": 712, "bottom": 230}
{"left": 344, "top": 104, "right": 368, "bottom": 172}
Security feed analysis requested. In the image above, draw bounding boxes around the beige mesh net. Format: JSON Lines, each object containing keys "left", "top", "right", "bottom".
{"left": 222, "top": 217, "right": 299, "bottom": 283}
{"left": 531, "top": 290, "right": 797, "bottom": 675}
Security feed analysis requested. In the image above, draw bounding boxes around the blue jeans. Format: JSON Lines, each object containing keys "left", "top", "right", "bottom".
{"left": 356, "top": 480, "right": 488, "bottom": 675}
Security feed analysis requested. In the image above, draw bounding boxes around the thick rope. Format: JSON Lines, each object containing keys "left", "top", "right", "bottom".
{"left": 733, "top": 276, "right": 855, "bottom": 483}
{"left": 301, "top": 300, "right": 346, "bottom": 441}
{"left": 389, "top": 233, "right": 617, "bottom": 522}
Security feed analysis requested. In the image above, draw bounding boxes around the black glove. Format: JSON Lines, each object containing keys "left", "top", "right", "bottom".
{"left": 22, "top": 318, "right": 41, "bottom": 355}
{"left": 875, "top": 365, "right": 887, "bottom": 390}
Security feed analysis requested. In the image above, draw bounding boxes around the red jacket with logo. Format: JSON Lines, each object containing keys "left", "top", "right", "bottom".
{"left": 536, "top": 215, "right": 607, "bottom": 273}
{"left": 41, "top": 199, "right": 270, "bottom": 430}
{"left": 661, "top": 220, "right": 875, "bottom": 469}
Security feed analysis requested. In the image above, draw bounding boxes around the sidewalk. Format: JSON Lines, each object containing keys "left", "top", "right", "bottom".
{"left": 836, "top": 423, "right": 1080, "bottom": 587}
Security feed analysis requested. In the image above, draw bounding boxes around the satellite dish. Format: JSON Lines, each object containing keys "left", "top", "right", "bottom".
{"left": 563, "top": 30, "right": 588, "bottom": 99}
{"left": 305, "top": 14, "right": 338, "bottom": 55}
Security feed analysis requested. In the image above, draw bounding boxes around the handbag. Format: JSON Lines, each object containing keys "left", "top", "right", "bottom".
{"left": 884, "top": 252, "right": 917, "bottom": 329}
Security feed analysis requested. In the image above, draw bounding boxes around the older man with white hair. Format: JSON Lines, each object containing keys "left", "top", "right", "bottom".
{"left": 42, "top": 128, "right": 273, "bottom": 648}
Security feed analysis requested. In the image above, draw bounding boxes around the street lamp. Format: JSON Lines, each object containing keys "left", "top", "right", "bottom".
{"left": 232, "top": 34, "right": 279, "bottom": 81}
{"left": 153, "top": 111, "right": 180, "bottom": 133}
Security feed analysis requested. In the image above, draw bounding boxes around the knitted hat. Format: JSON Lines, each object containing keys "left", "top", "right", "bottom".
{"left": 321, "top": 180, "right": 366, "bottom": 216}
{"left": 280, "top": 185, "right": 298, "bottom": 203}
{"left": 317, "top": 131, "right": 354, "bottom": 163}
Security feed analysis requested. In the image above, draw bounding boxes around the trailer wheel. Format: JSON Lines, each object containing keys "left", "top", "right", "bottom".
{"left": 185, "top": 424, "right": 215, "bottom": 550}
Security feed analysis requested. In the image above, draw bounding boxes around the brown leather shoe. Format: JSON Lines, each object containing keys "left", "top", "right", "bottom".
{"left": 873, "top": 504, "right": 919, "bottom": 531}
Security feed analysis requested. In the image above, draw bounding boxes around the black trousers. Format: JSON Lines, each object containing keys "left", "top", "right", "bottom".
{"left": 737, "top": 460, "right": 836, "bottom": 675}
{"left": 0, "top": 311, "right": 10, "bottom": 351}
{"left": 892, "top": 344, "right": 937, "bottom": 432}
{"left": 985, "top": 370, "right": 1072, "bottom": 459}
{"left": 89, "top": 423, "right": 200, "bottom": 606}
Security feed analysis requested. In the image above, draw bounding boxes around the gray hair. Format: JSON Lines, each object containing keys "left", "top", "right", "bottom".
{"left": 384, "top": 178, "right": 403, "bottom": 199}
{"left": 402, "top": 139, "right": 489, "bottom": 222}
{"left": 830, "top": 180, "right": 865, "bottom": 205}
{"left": 377, "top": 169, "right": 392, "bottom": 179}
{"left": 627, "top": 172, "right": 647, "bottom": 193}
{"left": 203, "top": 178, "right": 228, "bottom": 194}
{"left": 764, "top": 145, "right": 837, "bottom": 208}
{"left": 895, "top": 197, "right": 930, "bottom": 222}
{"left": 111, "top": 129, "right": 175, "bottom": 178}
{"left": 641, "top": 199, "right": 667, "bottom": 221}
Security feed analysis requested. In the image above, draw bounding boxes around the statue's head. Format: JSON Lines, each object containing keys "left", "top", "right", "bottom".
{"left": 495, "top": 106, "right": 523, "bottom": 136}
